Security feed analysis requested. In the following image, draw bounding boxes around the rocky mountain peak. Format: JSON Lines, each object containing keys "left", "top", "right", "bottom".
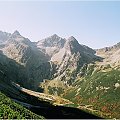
{"left": 67, "top": 36, "right": 76, "bottom": 42}
{"left": 46, "top": 34, "right": 62, "bottom": 43}
{"left": 12, "top": 30, "right": 21, "bottom": 36}
{"left": 65, "top": 36, "right": 80, "bottom": 54}
{"left": 37, "top": 34, "right": 66, "bottom": 48}
{"left": 50, "top": 34, "right": 59, "bottom": 39}
{"left": 37, "top": 34, "right": 66, "bottom": 57}
{"left": 9, "top": 30, "right": 33, "bottom": 45}
{"left": 0, "top": 31, "right": 11, "bottom": 44}
{"left": 66, "top": 36, "right": 79, "bottom": 47}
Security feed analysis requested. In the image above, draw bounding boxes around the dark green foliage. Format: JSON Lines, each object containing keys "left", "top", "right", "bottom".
{"left": 0, "top": 92, "right": 44, "bottom": 119}
{"left": 48, "top": 86, "right": 64, "bottom": 96}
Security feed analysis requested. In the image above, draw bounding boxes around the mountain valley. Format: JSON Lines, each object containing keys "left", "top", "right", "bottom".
{"left": 0, "top": 30, "right": 120, "bottom": 119}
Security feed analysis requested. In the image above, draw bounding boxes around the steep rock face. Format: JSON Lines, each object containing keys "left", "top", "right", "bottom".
{"left": 51, "top": 36, "right": 98, "bottom": 64}
{"left": 37, "top": 34, "right": 66, "bottom": 57}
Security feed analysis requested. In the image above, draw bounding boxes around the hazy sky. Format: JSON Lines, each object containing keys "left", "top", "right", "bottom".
{"left": 0, "top": 1, "right": 120, "bottom": 49}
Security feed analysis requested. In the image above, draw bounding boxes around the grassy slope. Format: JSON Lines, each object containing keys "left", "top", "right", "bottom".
{"left": 0, "top": 92, "right": 44, "bottom": 119}
{"left": 63, "top": 65, "right": 120, "bottom": 119}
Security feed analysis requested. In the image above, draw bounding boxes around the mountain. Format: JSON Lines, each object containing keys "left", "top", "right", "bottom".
{"left": 40, "top": 36, "right": 101, "bottom": 95}
{"left": 37, "top": 34, "right": 66, "bottom": 57}
{"left": 0, "top": 31, "right": 11, "bottom": 44}
{"left": 62, "top": 43, "right": 120, "bottom": 119}
{"left": 2, "top": 30, "right": 48, "bottom": 66}
{"left": 0, "top": 30, "right": 50, "bottom": 91}
{"left": 96, "top": 42, "right": 120, "bottom": 66}
{"left": 0, "top": 30, "right": 120, "bottom": 119}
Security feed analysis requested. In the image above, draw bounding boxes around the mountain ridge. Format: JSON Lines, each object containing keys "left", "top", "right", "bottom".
{"left": 1, "top": 30, "right": 120, "bottom": 50}
{"left": 0, "top": 30, "right": 120, "bottom": 119}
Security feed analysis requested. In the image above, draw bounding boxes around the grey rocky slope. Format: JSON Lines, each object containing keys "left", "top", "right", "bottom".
{"left": 1, "top": 30, "right": 49, "bottom": 66}
{"left": 37, "top": 34, "right": 66, "bottom": 57}
{"left": 96, "top": 42, "right": 120, "bottom": 66}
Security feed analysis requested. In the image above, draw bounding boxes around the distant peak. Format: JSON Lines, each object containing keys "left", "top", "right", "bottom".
{"left": 67, "top": 36, "right": 76, "bottom": 42}
{"left": 50, "top": 34, "right": 60, "bottom": 38}
{"left": 12, "top": 30, "right": 21, "bottom": 36}
{"left": 52, "top": 34, "right": 58, "bottom": 36}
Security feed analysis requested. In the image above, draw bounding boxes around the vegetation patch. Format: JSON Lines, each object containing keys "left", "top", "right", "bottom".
{"left": 0, "top": 92, "right": 44, "bottom": 119}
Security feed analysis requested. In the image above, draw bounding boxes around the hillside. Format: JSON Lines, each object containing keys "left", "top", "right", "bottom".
{"left": 63, "top": 65, "right": 120, "bottom": 119}
{"left": 0, "top": 92, "right": 44, "bottom": 119}
{"left": 0, "top": 30, "right": 120, "bottom": 119}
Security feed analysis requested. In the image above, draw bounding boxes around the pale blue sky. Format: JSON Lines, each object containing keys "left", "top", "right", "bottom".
{"left": 0, "top": 1, "right": 120, "bottom": 49}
